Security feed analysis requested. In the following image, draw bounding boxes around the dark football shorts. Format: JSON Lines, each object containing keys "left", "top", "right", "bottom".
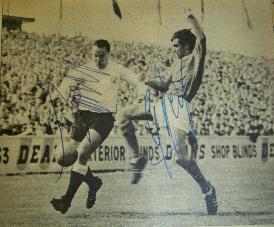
{"left": 71, "top": 111, "right": 115, "bottom": 142}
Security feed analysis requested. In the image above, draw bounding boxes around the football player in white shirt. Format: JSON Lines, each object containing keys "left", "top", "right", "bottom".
{"left": 50, "top": 39, "right": 151, "bottom": 213}
{"left": 145, "top": 14, "right": 218, "bottom": 215}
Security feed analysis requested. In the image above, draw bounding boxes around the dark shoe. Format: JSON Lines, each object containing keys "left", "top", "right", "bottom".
{"left": 86, "top": 176, "right": 103, "bottom": 209}
{"left": 205, "top": 184, "right": 218, "bottom": 215}
{"left": 131, "top": 172, "right": 142, "bottom": 184}
{"left": 50, "top": 197, "right": 71, "bottom": 214}
{"left": 131, "top": 156, "right": 147, "bottom": 184}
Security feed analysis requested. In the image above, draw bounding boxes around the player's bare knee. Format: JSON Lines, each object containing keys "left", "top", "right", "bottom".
{"left": 77, "top": 141, "right": 100, "bottom": 161}
{"left": 77, "top": 152, "right": 90, "bottom": 165}
{"left": 55, "top": 140, "right": 79, "bottom": 167}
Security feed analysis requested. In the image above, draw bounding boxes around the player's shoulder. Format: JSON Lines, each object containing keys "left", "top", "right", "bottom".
{"left": 111, "top": 61, "right": 136, "bottom": 77}
{"left": 104, "top": 60, "right": 123, "bottom": 73}
{"left": 111, "top": 61, "right": 128, "bottom": 72}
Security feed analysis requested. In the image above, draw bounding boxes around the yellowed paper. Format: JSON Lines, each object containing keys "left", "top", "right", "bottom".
{"left": 0, "top": 0, "right": 274, "bottom": 226}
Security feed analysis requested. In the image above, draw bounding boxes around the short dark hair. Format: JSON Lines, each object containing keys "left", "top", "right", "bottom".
{"left": 93, "top": 39, "right": 110, "bottom": 53}
{"left": 171, "top": 29, "right": 196, "bottom": 53}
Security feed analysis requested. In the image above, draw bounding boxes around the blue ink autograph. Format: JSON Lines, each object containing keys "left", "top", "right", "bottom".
{"left": 144, "top": 60, "right": 197, "bottom": 178}
{"left": 47, "top": 83, "right": 66, "bottom": 182}
{"left": 48, "top": 58, "right": 112, "bottom": 180}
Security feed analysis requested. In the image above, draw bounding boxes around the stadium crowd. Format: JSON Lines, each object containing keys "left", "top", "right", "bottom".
{"left": 1, "top": 28, "right": 273, "bottom": 139}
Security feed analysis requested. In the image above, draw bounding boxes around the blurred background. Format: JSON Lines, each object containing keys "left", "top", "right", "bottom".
{"left": 0, "top": 0, "right": 273, "bottom": 140}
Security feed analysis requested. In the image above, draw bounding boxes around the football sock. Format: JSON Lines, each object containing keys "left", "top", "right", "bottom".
{"left": 63, "top": 170, "right": 84, "bottom": 202}
{"left": 176, "top": 159, "right": 211, "bottom": 194}
{"left": 85, "top": 167, "right": 97, "bottom": 184}
{"left": 124, "top": 132, "right": 139, "bottom": 158}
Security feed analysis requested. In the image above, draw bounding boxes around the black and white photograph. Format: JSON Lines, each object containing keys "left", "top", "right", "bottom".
{"left": 0, "top": 0, "right": 274, "bottom": 226}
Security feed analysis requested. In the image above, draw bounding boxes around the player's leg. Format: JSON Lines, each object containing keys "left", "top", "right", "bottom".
{"left": 175, "top": 129, "right": 211, "bottom": 192}
{"left": 51, "top": 112, "right": 113, "bottom": 213}
{"left": 117, "top": 108, "right": 146, "bottom": 184}
{"left": 51, "top": 112, "right": 87, "bottom": 214}
{"left": 124, "top": 129, "right": 147, "bottom": 184}
{"left": 51, "top": 128, "right": 104, "bottom": 213}
{"left": 54, "top": 139, "right": 79, "bottom": 167}
{"left": 116, "top": 104, "right": 153, "bottom": 184}
{"left": 72, "top": 128, "right": 104, "bottom": 209}
{"left": 80, "top": 113, "right": 115, "bottom": 209}
{"left": 117, "top": 104, "right": 153, "bottom": 159}
{"left": 174, "top": 128, "right": 218, "bottom": 215}
{"left": 116, "top": 106, "right": 139, "bottom": 159}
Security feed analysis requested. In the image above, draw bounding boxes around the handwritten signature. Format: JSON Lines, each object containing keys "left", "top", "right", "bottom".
{"left": 63, "top": 58, "right": 111, "bottom": 113}
{"left": 48, "top": 57, "right": 197, "bottom": 180}
{"left": 144, "top": 64, "right": 197, "bottom": 178}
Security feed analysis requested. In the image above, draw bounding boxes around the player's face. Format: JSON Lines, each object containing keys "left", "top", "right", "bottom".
{"left": 171, "top": 38, "right": 190, "bottom": 59}
{"left": 171, "top": 38, "right": 183, "bottom": 59}
{"left": 92, "top": 46, "right": 109, "bottom": 69}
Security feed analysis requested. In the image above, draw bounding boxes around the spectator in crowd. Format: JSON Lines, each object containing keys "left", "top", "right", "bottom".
{"left": 1, "top": 28, "right": 273, "bottom": 137}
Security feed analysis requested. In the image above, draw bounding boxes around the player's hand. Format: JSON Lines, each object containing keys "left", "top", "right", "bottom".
{"left": 152, "top": 89, "right": 159, "bottom": 98}
{"left": 144, "top": 78, "right": 166, "bottom": 92}
{"left": 144, "top": 78, "right": 158, "bottom": 87}
{"left": 183, "top": 8, "right": 192, "bottom": 19}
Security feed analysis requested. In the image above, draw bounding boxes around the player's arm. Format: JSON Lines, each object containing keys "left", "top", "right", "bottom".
{"left": 187, "top": 14, "right": 205, "bottom": 41}
{"left": 47, "top": 76, "right": 78, "bottom": 124}
{"left": 185, "top": 14, "right": 206, "bottom": 102}
{"left": 121, "top": 67, "right": 141, "bottom": 86}
{"left": 47, "top": 73, "right": 80, "bottom": 117}
{"left": 47, "top": 78, "right": 70, "bottom": 104}
{"left": 120, "top": 66, "right": 150, "bottom": 96}
{"left": 187, "top": 13, "right": 206, "bottom": 62}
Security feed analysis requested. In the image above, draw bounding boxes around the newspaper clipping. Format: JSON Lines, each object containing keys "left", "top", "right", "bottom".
{"left": 0, "top": 0, "right": 274, "bottom": 226}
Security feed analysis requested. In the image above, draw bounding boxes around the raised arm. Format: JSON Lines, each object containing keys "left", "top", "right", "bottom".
{"left": 187, "top": 14, "right": 205, "bottom": 40}
{"left": 185, "top": 14, "right": 206, "bottom": 102}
